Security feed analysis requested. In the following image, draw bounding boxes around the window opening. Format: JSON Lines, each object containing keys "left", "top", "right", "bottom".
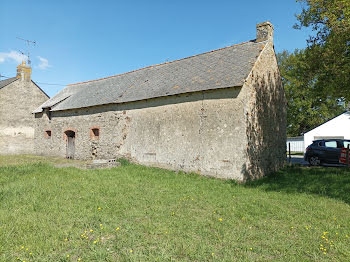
{"left": 45, "top": 130, "right": 52, "bottom": 138}
{"left": 90, "top": 127, "right": 100, "bottom": 140}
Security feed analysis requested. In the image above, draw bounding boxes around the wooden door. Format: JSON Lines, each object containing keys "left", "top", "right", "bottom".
{"left": 65, "top": 130, "right": 75, "bottom": 159}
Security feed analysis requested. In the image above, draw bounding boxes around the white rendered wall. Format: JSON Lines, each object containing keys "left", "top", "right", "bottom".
{"left": 303, "top": 112, "right": 350, "bottom": 151}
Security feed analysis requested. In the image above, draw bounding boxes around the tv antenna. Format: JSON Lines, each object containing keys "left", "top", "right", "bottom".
{"left": 16, "top": 37, "right": 36, "bottom": 65}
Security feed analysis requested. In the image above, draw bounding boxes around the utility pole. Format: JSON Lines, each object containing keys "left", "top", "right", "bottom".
{"left": 16, "top": 37, "right": 36, "bottom": 65}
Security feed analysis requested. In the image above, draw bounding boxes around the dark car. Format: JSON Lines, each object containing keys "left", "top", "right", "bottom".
{"left": 304, "top": 139, "right": 350, "bottom": 166}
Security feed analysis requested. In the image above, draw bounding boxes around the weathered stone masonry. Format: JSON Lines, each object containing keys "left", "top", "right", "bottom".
{"left": 0, "top": 62, "right": 49, "bottom": 154}
{"left": 35, "top": 87, "right": 249, "bottom": 180}
{"left": 34, "top": 22, "right": 286, "bottom": 181}
{"left": 244, "top": 42, "right": 286, "bottom": 179}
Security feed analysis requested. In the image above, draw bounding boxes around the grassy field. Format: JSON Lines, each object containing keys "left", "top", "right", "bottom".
{"left": 0, "top": 156, "right": 349, "bottom": 261}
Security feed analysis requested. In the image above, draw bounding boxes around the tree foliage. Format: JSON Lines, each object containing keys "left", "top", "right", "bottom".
{"left": 279, "top": 0, "right": 350, "bottom": 136}
{"left": 278, "top": 50, "right": 344, "bottom": 137}
{"left": 294, "top": 0, "right": 350, "bottom": 99}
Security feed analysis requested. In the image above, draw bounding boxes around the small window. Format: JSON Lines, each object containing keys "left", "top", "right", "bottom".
{"left": 90, "top": 127, "right": 100, "bottom": 140}
{"left": 92, "top": 128, "right": 99, "bottom": 137}
{"left": 44, "top": 130, "right": 52, "bottom": 138}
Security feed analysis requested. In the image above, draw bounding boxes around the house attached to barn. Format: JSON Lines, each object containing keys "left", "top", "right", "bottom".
{"left": 34, "top": 21, "right": 286, "bottom": 181}
{"left": 0, "top": 61, "right": 49, "bottom": 154}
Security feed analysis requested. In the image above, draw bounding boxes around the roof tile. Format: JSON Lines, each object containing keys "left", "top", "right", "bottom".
{"left": 35, "top": 40, "right": 266, "bottom": 113}
{"left": 0, "top": 77, "right": 18, "bottom": 89}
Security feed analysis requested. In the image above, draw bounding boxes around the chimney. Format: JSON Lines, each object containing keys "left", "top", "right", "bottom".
{"left": 256, "top": 21, "right": 273, "bottom": 42}
{"left": 16, "top": 61, "right": 32, "bottom": 81}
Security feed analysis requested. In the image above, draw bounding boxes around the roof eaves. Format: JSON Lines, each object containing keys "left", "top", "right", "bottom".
{"left": 33, "top": 95, "right": 71, "bottom": 113}
{"left": 50, "top": 84, "right": 243, "bottom": 112}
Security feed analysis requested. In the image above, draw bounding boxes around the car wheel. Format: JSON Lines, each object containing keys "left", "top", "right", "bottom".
{"left": 309, "top": 156, "right": 321, "bottom": 166}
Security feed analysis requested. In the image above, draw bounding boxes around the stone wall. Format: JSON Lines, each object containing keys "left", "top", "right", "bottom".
{"left": 0, "top": 80, "right": 49, "bottom": 154}
{"left": 34, "top": 42, "right": 286, "bottom": 181}
{"left": 243, "top": 41, "right": 286, "bottom": 180}
{"left": 35, "top": 86, "right": 250, "bottom": 180}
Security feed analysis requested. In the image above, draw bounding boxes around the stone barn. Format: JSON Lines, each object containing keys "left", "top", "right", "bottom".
{"left": 0, "top": 61, "right": 49, "bottom": 154}
{"left": 34, "top": 21, "right": 286, "bottom": 181}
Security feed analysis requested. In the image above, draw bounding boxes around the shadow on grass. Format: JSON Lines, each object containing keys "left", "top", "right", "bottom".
{"left": 243, "top": 165, "right": 350, "bottom": 204}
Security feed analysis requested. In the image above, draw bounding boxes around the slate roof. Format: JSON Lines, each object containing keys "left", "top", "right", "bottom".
{"left": 34, "top": 40, "right": 267, "bottom": 113}
{"left": 0, "top": 77, "right": 18, "bottom": 89}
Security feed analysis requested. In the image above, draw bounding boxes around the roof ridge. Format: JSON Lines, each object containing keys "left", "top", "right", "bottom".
{"left": 68, "top": 40, "right": 256, "bottom": 87}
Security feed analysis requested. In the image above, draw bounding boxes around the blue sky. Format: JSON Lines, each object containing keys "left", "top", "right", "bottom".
{"left": 0, "top": 0, "right": 312, "bottom": 97}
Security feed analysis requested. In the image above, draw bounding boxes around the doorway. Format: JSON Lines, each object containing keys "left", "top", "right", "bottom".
{"left": 65, "top": 130, "right": 76, "bottom": 159}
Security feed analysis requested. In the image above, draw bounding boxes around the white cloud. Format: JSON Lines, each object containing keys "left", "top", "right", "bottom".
{"left": 0, "top": 50, "right": 27, "bottom": 64}
{"left": 37, "top": 56, "right": 51, "bottom": 70}
{"left": 0, "top": 51, "right": 52, "bottom": 71}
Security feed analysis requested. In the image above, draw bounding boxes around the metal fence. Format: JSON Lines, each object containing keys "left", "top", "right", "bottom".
{"left": 286, "top": 137, "right": 304, "bottom": 152}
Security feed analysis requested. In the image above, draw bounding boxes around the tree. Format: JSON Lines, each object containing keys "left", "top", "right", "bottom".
{"left": 277, "top": 49, "right": 344, "bottom": 137}
{"left": 294, "top": 0, "right": 350, "bottom": 99}
{"left": 279, "top": 0, "right": 350, "bottom": 136}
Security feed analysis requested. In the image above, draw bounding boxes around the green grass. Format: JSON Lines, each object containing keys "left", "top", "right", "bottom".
{"left": 0, "top": 154, "right": 87, "bottom": 166}
{"left": 0, "top": 156, "right": 349, "bottom": 261}
{"left": 286, "top": 152, "right": 304, "bottom": 156}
